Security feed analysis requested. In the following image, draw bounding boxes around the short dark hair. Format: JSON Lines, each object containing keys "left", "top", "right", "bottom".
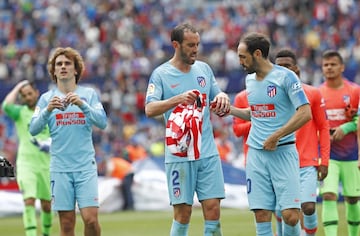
{"left": 240, "top": 32, "right": 270, "bottom": 58}
{"left": 275, "top": 49, "right": 297, "bottom": 64}
{"left": 171, "top": 23, "right": 198, "bottom": 43}
{"left": 322, "top": 50, "right": 343, "bottom": 64}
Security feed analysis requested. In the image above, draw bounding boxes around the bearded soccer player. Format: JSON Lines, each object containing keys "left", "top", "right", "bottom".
{"left": 2, "top": 80, "right": 52, "bottom": 236}
{"left": 145, "top": 23, "right": 230, "bottom": 236}
{"left": 230, "top": 33, "right": 311, "bottom": 236}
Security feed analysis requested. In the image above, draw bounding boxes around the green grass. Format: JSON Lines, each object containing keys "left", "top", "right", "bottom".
{"left": 0, "top": 203, "right": 347, "bottom": 235}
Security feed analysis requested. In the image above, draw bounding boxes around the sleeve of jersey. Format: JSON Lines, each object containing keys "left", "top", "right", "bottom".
{"left": 286, "top": 73, "right": 309, "bottom": 108}
{"left": 1, "top": 102, "right": 21, "bottom": 120}
{"left": 29, "top": 96, "right": 51, "bottom": 136}
{"left": 80, "top": 90, "right": 107, "bottom": 130}
{"left": 208, "top": 66, "right": 221, "bottom": 100}
{"left": 232, "top": 91, "right": 251, "bottom": 138}
{"left": 312, "top": 90, "right": 330, "bottom": 167}
{"left": 145, "top": 71, "right": 163, "bottom": 104}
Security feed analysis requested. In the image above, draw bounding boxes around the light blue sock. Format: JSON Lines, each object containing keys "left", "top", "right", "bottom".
{"left": 256, "top": 222, "right": 273, "bottom": 236}
{"left": 303, "top": 213, "right": 317, "bottom": 236}
{"left": 170, "top": 219, "right": 189, "bottom": 236}
{"left": 283, "top": 221, "right": 300, "bottom": 236}
{"left": 204, "top": 220, "right": 222, "bottom": 236}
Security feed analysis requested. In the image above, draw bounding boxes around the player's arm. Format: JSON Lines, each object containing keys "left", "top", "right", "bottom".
{"left": 77, "top": 90, "right": 107, "bottom": 130}
{"left": 2, "top": 81, "right": 30, "bottom": 120}
{"left": 2, "top": 80, "right": 30, "bottom": 106}
{"left": 333, "top": 86, "right": 359, "bottom": 141}
{"left": 145, "top": 90, "right": 199, "bottom": 118}
{"left": 232, "top": 92, "right": 251, "bottom": 137}
{"left": 229, "top": 106, "right": 251, "bottom": 121}
{"left": 263, "top": 103, "right": 312, "bottom": 151}
{"left": 312, "top": 89, "right": 330, "bottom": 180}
{"left": 29, "top": 96, "right": 50, "bottom": 136}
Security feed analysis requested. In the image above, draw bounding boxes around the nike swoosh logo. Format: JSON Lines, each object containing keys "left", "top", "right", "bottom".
{"left": 171, "top": 83, "right": 180, "bottom": 88}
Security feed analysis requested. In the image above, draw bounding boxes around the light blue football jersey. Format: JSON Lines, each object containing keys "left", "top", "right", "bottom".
{"left": 145, "top": 60, "right": 222, "bottom": 163}
{"left": 29, "top": 85, "right": 107, "bottom": 172}
{"left": 246, "top": 65, "right": 309, "bottom": 149}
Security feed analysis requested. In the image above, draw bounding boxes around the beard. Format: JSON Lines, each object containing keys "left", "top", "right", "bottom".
{"left": 180, "top": 47, "right": 196, "bottom": 65}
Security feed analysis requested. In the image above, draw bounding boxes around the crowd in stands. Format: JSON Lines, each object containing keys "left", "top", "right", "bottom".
{"left": 1, "top": 0, "right": 360, "bottom": 167}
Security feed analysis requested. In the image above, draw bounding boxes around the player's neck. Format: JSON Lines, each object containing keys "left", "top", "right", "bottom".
{"left": 256, "top": 61, "right": 273, "bottom": 80}
{"left": 169, "top": 58, "right": 191, "bottom": 73}
{"left": 57, "top": 79, "right": 77, "bottom": 94}
{"left": 326, "top": 77, "right": 343, "bottom": 89}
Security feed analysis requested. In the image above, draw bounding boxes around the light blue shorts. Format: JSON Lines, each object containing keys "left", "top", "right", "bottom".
{"left": 246, "top": 145, "right": 301, "bottom": 211}
{"left": 50, "top": 169, "right": 99, "bottom": 211}
{"left": 300, "top": 166, "right": 318, "bottom": 203}
{"left": 166, "top": 156, "right": 225, "bottom": 205}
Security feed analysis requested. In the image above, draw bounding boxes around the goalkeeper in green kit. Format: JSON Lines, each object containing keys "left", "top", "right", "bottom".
{"left": 2, "top": 80, "right": 52, "bottom": 236}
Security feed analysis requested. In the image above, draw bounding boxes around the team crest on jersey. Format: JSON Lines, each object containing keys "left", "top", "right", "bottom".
{"left": 197, "top": 76, "right": 206, "bottom": 87}
{"left": 267, "top": 85, "right": 276, "bottom": 97}
{"left": 343, "top": 95, "right": 350, "bottom": 105}
{"left": 173, "top": 187, "right": 181, "bottom": 198}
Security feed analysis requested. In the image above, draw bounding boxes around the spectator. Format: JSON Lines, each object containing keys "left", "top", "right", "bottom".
{"left": 106, "top": 156, "right": 135, "bottom": 211}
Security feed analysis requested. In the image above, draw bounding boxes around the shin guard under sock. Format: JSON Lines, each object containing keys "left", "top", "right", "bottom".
{"left": 204, "top": 220, "right": 222, "bottom": 236}
{"left": 345, "top": 201, "right": 360, "bottom": 236}
{"left": 23, "top": 205, "right": 37, "bottom": 236}
{"left": 40, "top": 210, "right": 53, "bottom": 236}
{"left": 170, "top": 219, "right": 189, "bottom": 236}
{"left": 303, "top": 213, "right": 317, "bottom": 236}
{"left": 322, "top": 200, "right": 338, "bottom": 236}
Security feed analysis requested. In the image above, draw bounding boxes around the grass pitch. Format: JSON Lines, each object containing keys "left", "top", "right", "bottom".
{"left": 0, "top": 203, "right": 346, "bottom": 235}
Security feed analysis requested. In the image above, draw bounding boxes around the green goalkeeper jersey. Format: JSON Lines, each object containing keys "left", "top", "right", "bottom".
{"left": 2, "top": 101, "right": 50, "bottom": 170}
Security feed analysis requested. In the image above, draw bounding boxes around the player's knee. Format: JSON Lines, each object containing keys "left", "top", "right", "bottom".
{"left": 41, "top": 200, "right": 52, "bottom": 212}
{"left": 345, "top": 197, "right": 359, "bottom": 205}
{"left": 322, "top": 192, "right": 337, "bottom": 201}
{"left": 282, "top": 209, "right": 300, "bottom": 226}
{"left": 61, "top": 222, "right": 75, "bottom": 233}
{"left": 301, "top": 202, "right": 316, "bottom": 215}
{"left": 201, "top": 199, "right": 221, "bottom": 220}
{"left": 83, "top": 217, "right": 100, "bottom": 230}
{"left": 174, "top": 204, "right": 192, "bottom": 223}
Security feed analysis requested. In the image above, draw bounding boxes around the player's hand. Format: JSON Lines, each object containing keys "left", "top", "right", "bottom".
{"left": 210, "top": 92, "right": 230, "bottom": 117}
{"left": 263, "top": 135, "right": 279, "bottom": 151}
{"left": 30, "top": 137, "right": 51, "bottom": 153}
{"left": 317, "top": 164, "right": 328, "bottom": 181}
{"left": 65, "top": 92, "right": 83, "bottom": 107}
{"left": 181, "top": 90, "right": 199, "bottom": 105}
{"left": 18, "top": 80, "right": 30, "bottom": 88}
{"left": 47, "top": 96, "right": 66, "bottom": 112}
{"left": 330, "top": 127, "right": 345, "bottom": 142}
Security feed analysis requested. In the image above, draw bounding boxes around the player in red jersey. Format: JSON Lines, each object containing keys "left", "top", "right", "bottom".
{"left": 318, "top": 50, "right": 360, "bottom": 236}
{"left": 232, "top": 90, "right": 251, "bottom": 163}
{"left": 274, "top": 49, "right": 331, "bottom": 236}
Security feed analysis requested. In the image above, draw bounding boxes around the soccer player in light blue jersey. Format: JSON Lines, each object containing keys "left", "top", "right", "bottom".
{"left": 229, "top": 32, "right": 312, "bottom": 236}
{"left": 145, "top": 23, "right": 230, "bottom": 236}
{"left": 29, "top": 47, "right": 107, "bottom": 236}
